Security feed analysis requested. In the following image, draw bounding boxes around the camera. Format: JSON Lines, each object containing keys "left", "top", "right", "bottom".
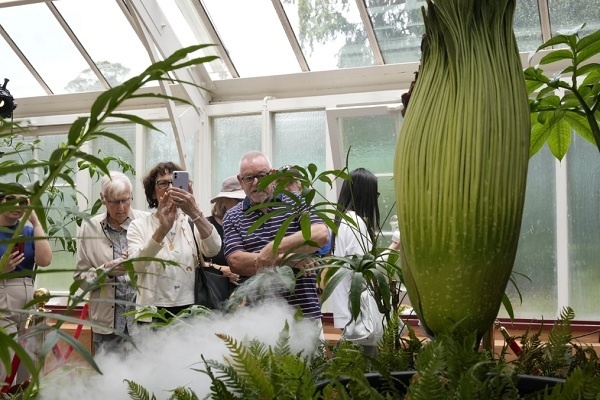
{"left": 0, "top": 78, "right": 17, "bottom": 119}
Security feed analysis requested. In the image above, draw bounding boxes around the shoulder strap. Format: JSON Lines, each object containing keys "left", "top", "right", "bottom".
{"left": 189, "top": 219, "right": 202, "bottom": 267}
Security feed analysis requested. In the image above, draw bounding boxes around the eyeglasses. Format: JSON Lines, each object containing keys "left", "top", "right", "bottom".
{"left": 239, "top": 173, "right": 269, "bottom": 185}
{"left": 156, "top": 180, "right": 173, "bottom": 190}
{"left": 106, "top": 197, "right": 132, "bottom": 206}
{"left": 3, "top": 195, "right": 29, "bottom": 206}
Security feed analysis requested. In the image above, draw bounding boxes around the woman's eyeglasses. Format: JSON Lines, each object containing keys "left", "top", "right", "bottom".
{"left": 156, "top": 180, "right": 173, "bottom": 190}
{"left": 3, "top": 195, "right": 29, "bottom": 206}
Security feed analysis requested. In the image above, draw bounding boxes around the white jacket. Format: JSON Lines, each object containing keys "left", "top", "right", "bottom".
{"left": 327, "top": 211, "right": 373, "bottom": 329}
{"left": 127, "top": 212, "right": 221, "bottom": 319}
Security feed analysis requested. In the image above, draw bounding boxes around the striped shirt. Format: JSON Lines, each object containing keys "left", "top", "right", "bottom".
{"left": 223, "top": 195, "right": 323, "bottom": 319}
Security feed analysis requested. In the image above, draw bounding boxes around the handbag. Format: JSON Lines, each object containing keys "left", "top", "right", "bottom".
{"left": 194, "top": 266, "right": 233, "bottom": 309}
{"left": 342, "top": 289, "right": 384, "bottom": 346}
{"left": 189, "top": 219, "right": 233, "bottom": 309}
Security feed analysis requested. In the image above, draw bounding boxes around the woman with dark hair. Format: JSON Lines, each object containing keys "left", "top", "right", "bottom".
{"left": 0, "top": 183, "right": 52, "bottom": 383}
{"left": 127, "top": 162, "right": 221, "bottom": 321}
{"left": 327, "top": 168, "right": 382, "bottom": 353}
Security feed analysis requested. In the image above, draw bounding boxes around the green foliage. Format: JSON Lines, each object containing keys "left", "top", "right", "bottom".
{"left": 199, "top": 322, "right": 323, "bottom": 400}
{"left": 125, "top": 379, "right": 157, "bottom": 400}
{"left": 525, "top": 24, "right": 600, "bottom": 160}
{"left": 0, "top": 44, "right": 218, "bottom": 394}
{"left": 511, "top": 307, "right": 600, "bottom": 380}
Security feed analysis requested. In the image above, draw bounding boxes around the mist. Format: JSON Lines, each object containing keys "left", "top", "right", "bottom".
{"left": 39, "top": 300, "right": 321, "bottom": 399}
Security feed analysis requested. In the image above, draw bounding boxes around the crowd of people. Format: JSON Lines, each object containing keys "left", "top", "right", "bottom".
{"left": 1, "top": 150, "right": 401, "bottom": 386}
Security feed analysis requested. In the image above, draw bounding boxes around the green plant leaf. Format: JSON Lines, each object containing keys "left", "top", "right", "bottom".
{"left": 536, "top": 34, "right": 573, "bottom": 52}
{"left": 575, "top": 27, "right": 600, "bottom": 52}
{"left": 539, "top": 49, "right": 574, "bottom": 66}
{"left": 576, "top": 38, "right": 600, "bottom": 64}
{"left": 564, "top": 112, "right": 597, "bottom": 145}
{"left": 529, "top": 118, "right": 552, "bottom": 158}
{"left": 547, "top": 118, "right": 571, "bottom": 160}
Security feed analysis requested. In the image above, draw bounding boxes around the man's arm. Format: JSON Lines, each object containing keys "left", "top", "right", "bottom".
{"left": 227, "top": 222, "right": 329, "bottom": 276}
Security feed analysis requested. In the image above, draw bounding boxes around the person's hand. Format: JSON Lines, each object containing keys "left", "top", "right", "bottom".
{"left": 217, "top": 265, "right": 240, "bottom": 285}
{"left": 4, "top": 251, "right": 24, "bottom": 273}
{"left": 105, "top": 256, "right": 125, "bottom": 276}
{"left": 256, "top": 242, "right": 278, "bottom": 269}
{"left": 168, "top": 187, "right": 201, "bottom": 218}
{"left": 156, "top": 191, "right": 178, "bottom": 230}
{"left": 291, "top": 257, "right": 317, "bottom": 274}
{"left": 390, "top": 215, "right": 400, "bottom": 244}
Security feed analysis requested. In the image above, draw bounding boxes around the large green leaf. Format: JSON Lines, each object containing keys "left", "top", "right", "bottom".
{"left": 564, "top": 112, "right": 596, "bottom": 145}
{"left": 539, "top": 49, "right": 573, "bottom": 66}
{"left": 547, "top": 117, "right": 572, "bottom": 160}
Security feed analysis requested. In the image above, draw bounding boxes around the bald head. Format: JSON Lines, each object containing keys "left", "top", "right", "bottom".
{"left": 238, "top": 151, "right": 273, "bottom": 206}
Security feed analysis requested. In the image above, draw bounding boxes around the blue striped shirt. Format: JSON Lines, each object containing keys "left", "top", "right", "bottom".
{"left": 223, "top": 195, "right": 323, "bottom": 319}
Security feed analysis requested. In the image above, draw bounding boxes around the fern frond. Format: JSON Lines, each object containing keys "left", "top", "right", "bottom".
{"left": 167, "top": 386, "right": 199, "bottom": 400}
{"left": 124, "top": 379, "right": 156, "bottom": 400}
{"left": 217, "top": 333, "right": 275, "bottom": 398}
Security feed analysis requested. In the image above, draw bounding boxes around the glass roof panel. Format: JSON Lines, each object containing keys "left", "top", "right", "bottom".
{"left": 281, "top": 0, "right": 374, "bottom": 70}
{"left": 0, "top": 3, "right": 99, "bottom": 94}
{"left": 202, "top": 0, "right": 301, "bottom": 77}
{"left": 0, "top": 38, "right": 46, "bottom": 98}
{"left": 365, "top": 0, "right": 424, "bottom": 64}
{"left": 54, "top": 0, "right": 152, "bottom": 90}
{"left": 160, "top": 0, "right": 232, "bottom": 80}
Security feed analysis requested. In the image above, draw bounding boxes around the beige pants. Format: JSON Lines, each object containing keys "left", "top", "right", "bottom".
{"left": 0, "top": 277, "right": 35, "bottom": 385}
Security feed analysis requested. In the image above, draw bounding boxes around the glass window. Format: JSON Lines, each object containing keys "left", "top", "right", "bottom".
{"left": 337, "top": 113, "right": 402, "bottom": 232}
{"left": 281, "top": 0, "right": 374, "bottom": 70}
{"left": 0, "top": 3, "right": 98, "bottom": 94}
{"left": 365, "top": 0, "right": 425, "bottom": 64}
{"left": 145, "top": 121, "right": 181, "bottom": 174}
{"left": 212, "top": 115, "right": 262, "bottom": 195}
{"left": 339, "top": 114, "right": 400, "bottom": 174}
{"left": 567, "top": 135, "right": 600, "bottom": 319}
{"left": 90, "top": 124, "right": 137, "bottom": 202}
{"left": 55, "top": 0, "right": 152, "bottom": 89}
{"left": 272, "top": 110, "right": 327, "bottom": 193}
{"left": 549, "top": 0, "right": 600, "bottom": 37}
{"left": 202, "top": 0, "right": 301, "bottom": 77}
{"left": 514, "top": 0, "right": 543, "bottom": 52}
{"left": 0, "top": 40, "right": 46, "bottom": 98}
{"left": 159, "top": 0, "right": 231, "bottom": 80}
{"left": 502, "top": 147, "right": 557, "bottom": 319}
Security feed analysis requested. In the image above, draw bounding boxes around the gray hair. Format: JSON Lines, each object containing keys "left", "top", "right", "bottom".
{"left": 100, "top": 171, "right": 132, "bottom": 200}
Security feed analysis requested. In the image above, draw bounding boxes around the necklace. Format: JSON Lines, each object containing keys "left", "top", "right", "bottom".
{"left": 165, "top": 230, "right": 176, "bottom": 251}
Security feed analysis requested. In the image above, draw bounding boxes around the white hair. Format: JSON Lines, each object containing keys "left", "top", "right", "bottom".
{"left": 100, "top": 171, "right": 132, "bottom": 199}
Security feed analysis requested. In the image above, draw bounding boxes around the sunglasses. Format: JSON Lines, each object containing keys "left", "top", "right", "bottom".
{"left": 3, "top": 195, "right": 29, "bottom": 206}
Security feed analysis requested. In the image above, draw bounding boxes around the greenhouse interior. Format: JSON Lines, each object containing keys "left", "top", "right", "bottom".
{"left": 1, "top": 0, "right": 600, "bottom": 397}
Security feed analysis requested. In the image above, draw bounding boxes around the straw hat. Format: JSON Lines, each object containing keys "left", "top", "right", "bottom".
{"left": 210, "top": 176, "right": 246, "bottom": 203}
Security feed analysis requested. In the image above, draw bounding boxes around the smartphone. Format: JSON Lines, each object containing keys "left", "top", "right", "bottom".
{"left": 12, "top": 242, "right": 25, "bottom": 254}
{"left": 172, "top": 171, "right": 189, "bottom": 192}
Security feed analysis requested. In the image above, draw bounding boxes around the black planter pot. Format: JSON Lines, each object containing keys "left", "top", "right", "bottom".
{"left": 315, "top": 371, "right": 565, "bottom": 397}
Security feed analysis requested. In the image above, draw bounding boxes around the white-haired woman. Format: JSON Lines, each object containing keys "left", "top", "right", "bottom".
{"left": 74, "top": 171, "right": 149, "bottom": 355}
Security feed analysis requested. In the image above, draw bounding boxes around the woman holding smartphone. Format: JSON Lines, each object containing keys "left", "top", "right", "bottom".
{"left": 0, "top": 183, "right": 52, "bottom": 384}
{"left": 127, "top": 162, "right": 221, "bottom": 322}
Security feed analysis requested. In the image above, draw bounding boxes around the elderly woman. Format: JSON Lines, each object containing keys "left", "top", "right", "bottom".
{"left": 74, "top": 171, "right": 149, "bottom": 354}
{"left": 204, "top": 176, "right": 244, "bottom": 284}
{"left": 127, "top": 162, "right": 220, "bottom": 321}
{"left": 0, "top": 183, "right": 52, "bottom": 383}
